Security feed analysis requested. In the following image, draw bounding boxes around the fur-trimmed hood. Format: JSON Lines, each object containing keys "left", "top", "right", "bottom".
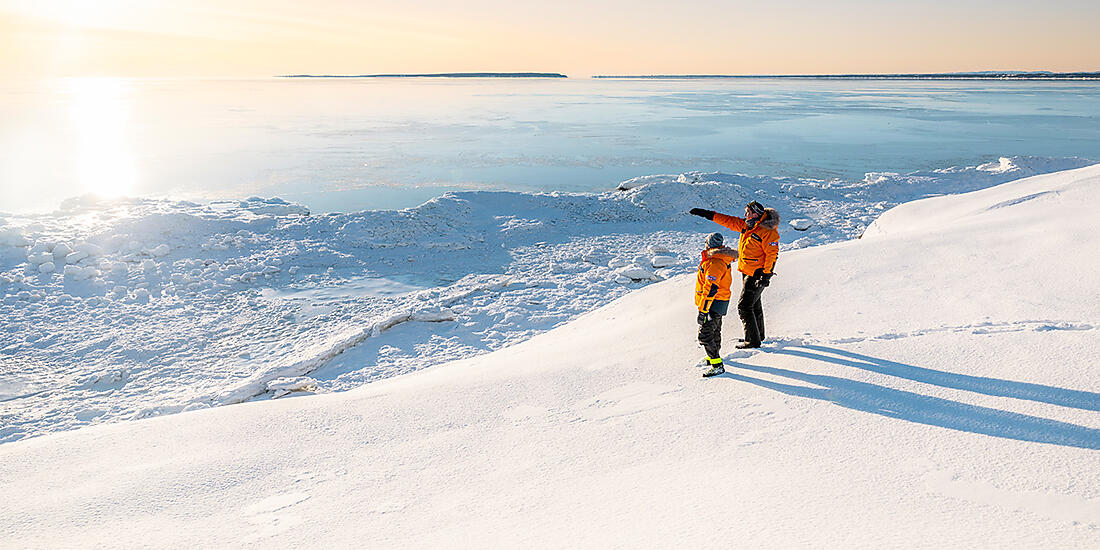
{"left": 703, "top": 246, "right": 737, "bottom": 262}
{"left": 760, "top": 207, "right": 781, "bottom": 229}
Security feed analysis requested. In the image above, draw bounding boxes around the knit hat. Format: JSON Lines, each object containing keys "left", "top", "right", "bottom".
{"left": 705, "top": 232, "right": 723, "bottom": 249}
{"left": 746, "top": 201, "right": 766, "bottom": 217}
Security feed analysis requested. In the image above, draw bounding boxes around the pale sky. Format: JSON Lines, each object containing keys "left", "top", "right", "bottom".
{"left": 2, "top": 0, "right": 1099, "bottom": 78}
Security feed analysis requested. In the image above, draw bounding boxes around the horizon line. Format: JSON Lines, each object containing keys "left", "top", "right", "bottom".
{"left": 280, "top": 72, "right": 568, "bottom": 79}
{"left": 592, "top": 71, "right": 1100, "bottom": 80}
{"left": 277, "top": 70, "right": 1100, "bottom": 81}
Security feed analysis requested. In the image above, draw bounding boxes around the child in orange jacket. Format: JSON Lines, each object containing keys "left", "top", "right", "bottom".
{"left": 695, "top": 232, "right": 737, "bottom": 377}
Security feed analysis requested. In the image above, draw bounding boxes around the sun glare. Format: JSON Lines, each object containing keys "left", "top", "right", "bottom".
{"left": 8, "top": 0, "right": 135, "bottom": 29}
{"left": 66, "top": 77, "right": 138, "bottom": 198}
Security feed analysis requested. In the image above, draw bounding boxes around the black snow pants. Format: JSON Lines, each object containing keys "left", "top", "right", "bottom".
{"left": 738, "top": 274, "right": 766, "bottom": 345}
{"left": 698, "top": 313, "right": 723, "bottom": 359}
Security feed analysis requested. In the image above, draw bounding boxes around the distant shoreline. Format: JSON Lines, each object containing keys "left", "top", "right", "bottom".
{"left": 278, "top": 71, "right": 1100, "bottom": 81}
{"left": 593, "top": 72, "right": 1100, "bottom": 80}
{"left": 281, "top": 72, "right": 568, "bottom": 79}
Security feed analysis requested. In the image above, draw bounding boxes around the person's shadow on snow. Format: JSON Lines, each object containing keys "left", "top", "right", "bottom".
{"left": 715, "top": 344, "right": 1100, "bottom": 450}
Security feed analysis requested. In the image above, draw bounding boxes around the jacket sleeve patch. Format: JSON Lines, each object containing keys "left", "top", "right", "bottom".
{"left": 707, "top": 275, "right": 717, "bottom": 281}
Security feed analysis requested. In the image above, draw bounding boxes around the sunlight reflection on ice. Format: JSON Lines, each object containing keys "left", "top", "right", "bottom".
{"left": 66, "top": 77, "right": 138, "bottom": 198}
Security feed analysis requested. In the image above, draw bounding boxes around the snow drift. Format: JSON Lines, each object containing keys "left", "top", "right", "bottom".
{"left": 1, "top": 164, "right": 1098, "bottom": 547}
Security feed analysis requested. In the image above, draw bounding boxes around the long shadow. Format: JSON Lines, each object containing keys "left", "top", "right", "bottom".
{"left": 717, "top": 364, "right": 1100, "bottom": 450}
{"left": 770, "top": 344, "right": 1100, "bottom": 412}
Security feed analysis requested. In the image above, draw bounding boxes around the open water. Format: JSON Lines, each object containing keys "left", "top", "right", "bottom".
{"left": 2, "top": 77, "right": 1098, "bottom": 213}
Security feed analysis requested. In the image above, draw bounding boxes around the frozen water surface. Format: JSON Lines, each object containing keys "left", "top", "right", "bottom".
{"left": 2, "top": 77, "right": 1099, "bottom": 213}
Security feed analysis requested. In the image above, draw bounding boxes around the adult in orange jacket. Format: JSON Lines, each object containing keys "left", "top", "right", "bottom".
{"left": 694, "top": 232, "right": 737, "bottom": 377}
{"left": 690, "top": 200, "right": 780, "bottom": 349}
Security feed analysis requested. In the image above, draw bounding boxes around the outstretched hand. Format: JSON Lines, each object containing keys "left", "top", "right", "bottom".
{"left": 689, "top": 208, "right": 715, "bottom": 220}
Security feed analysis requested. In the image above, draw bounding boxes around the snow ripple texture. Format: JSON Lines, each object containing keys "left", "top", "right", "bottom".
{"left": 0, "top": 156, "right": 1094, "bottom": 442}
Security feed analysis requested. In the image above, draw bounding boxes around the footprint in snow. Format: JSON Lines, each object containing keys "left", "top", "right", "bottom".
{"left": 241, "top": 492, "right": 311, "bottom": 542}
{"left": 925, "top": 469, "right": 1100, "bottom": 528}
{"left": 576, "top": 383, "right": 684, "bottom": 421}
{"left": 502, "top": 404, "right": 553, "bottom": 422}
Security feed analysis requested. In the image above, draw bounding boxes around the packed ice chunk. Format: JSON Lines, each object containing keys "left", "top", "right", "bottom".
{"left": 75, "top": 242, "right": 104, "bottom": 257}
{"left": 608, "top": 258, "right": 627, "bottom": 269}
{"left": 52, "top": 243, "right": 73, "bottom": 261}
{"left": 133, "top": 288, "right": 151, "bottom": 303}
{"left": 239, "top": 197, "right": 310, "bottom": 216}
{"left": 28, "top": 243, "right": 52, "bottom": 256}
{"left": 789, "top": 219, "right": 814, "bottom": 231}
{"left": 650, "top": 255, "right": 677, "bottom": 268}
{"left": 413, "top": 307, "right": 455, "bottom": 322}
{"left": 581, "top": 251, "right": 604, "bottom": 264}
{"left": 27, "top": 252, "right": 53, "bottom": 265}
{"left": 647, "top": 244, "right": 670, "bottom": 254}
{"left": 977, "top": 156, "right": 1017, "bottom": 173}
{"left": 151, "top": 244, "right": 171, "bottom": 257}
{"left": 267, "top": 376, "right": 318, "bottom": 397}
{"left": 64, "top": 265, "right": 94, "bottom": 280}
{"left": 0, "top": 228, "right": 31, "bottom": 247}
{"left": 615, "top": 265, "right": 656, "bottom": 281}
{"left": 615, "top": 173, "right": 679, "bottom": 191}
{"left": 38, "top": 262, "right": 56, "bottom": 274}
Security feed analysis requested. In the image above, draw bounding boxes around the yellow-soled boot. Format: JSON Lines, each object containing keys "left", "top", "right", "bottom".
{"left": 702, "top": 357, "right": 725, "bottom": 377}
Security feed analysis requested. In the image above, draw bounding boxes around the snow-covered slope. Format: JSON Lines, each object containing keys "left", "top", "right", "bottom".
{"left": 2, "top": 164, "right": 1099, "bottom": 548}
{"left": 2, "top": 156, "right": 1094, "bottom": 443}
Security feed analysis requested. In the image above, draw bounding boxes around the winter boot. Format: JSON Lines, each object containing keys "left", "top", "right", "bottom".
{"left": 702, "top": 357, "right": 725, "bottom": 377}
{"left": 735, "top": 341, "right": 760, "bottom": 349}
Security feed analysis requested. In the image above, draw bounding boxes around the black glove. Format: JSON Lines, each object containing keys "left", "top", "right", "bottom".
{"left": 759, "top": 273, "right": 773, "bottom": 287}
{"left": 697, "top": 311, "right": 709, "bottom": 325}
{"left": 689, "top": 208, "right": 715, "bottom": 220}
{"left": 752, "top": 268, "right": 764, "bottom": 277}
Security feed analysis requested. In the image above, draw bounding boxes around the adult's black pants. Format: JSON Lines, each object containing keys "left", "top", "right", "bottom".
{"left": 738, "top": 274, "right": 766, "bottom": 345}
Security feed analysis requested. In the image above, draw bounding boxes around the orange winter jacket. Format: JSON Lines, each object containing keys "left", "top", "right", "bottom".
{"left": 695, "top": 247, "right": 736, "bottom": 313}
{"left": 713, "top": 209, "right": 780, "bottom": 275}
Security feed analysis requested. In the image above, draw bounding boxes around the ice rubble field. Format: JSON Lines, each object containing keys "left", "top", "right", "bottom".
{"left": 0, "top": 156, "right": 1095, "bottom": 443}
{"left": 2, "top": 162, "right": 1099, "bottom": 548}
